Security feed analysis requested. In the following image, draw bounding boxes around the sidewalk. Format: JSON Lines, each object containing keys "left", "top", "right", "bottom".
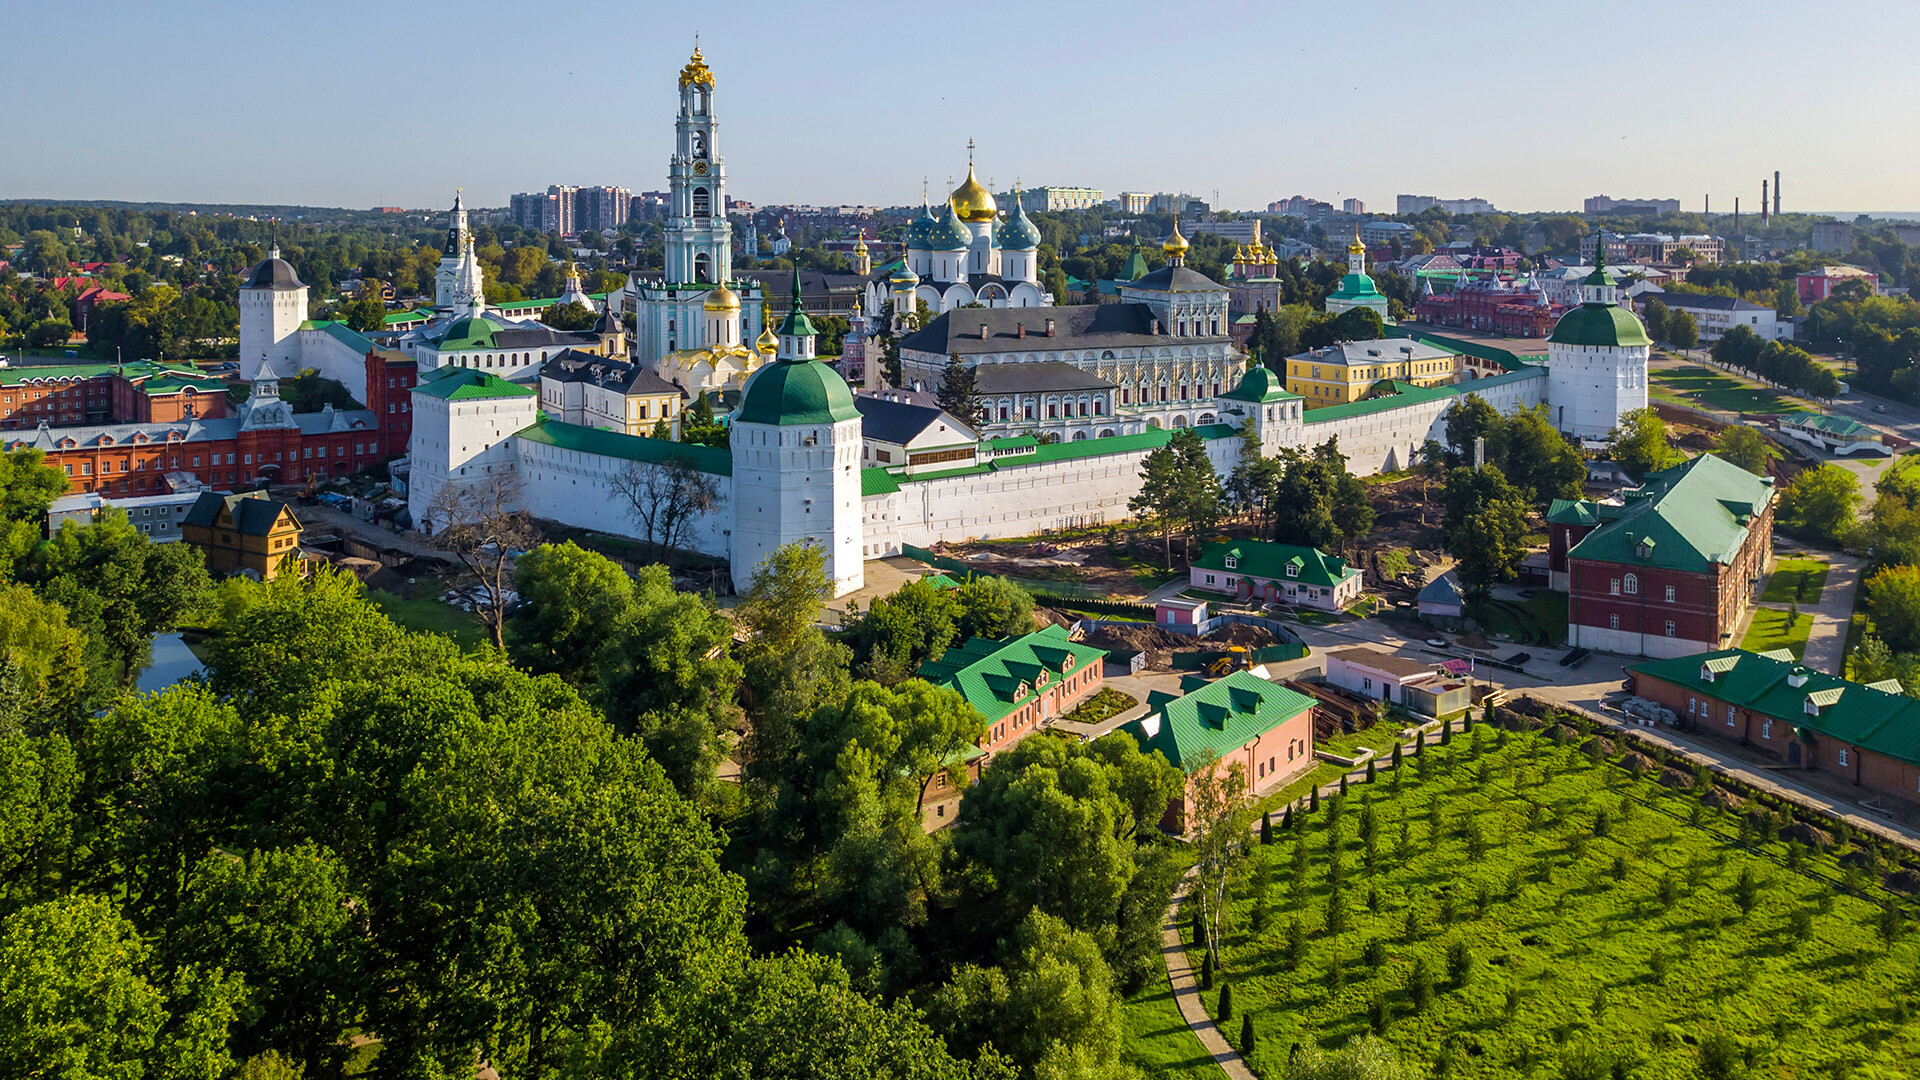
{"left": 1159, "top": 872, "right": 1255, "bottom": 1080}
{"left": 1794, "top": 554, "right": 1862, "bottom": 676}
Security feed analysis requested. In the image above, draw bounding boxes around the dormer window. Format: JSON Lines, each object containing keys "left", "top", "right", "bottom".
{"left": 1224, "top": 555, "right": 1238, "bottom": 570}
{"left": 1285, "top": 563, "right": 1299, "bottom": 578}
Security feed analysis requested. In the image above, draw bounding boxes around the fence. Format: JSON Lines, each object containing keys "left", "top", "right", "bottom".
{"left": 1171, "top": 642, "right": 1310, "bottom": 669}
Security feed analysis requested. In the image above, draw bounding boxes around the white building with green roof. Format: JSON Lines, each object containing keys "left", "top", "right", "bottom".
{"left": 728, "top": 274, "right": 866, "bottom": 595}
{"left": 1544, "top": 248, "right": 1650, "bottom": 442}
{"left": 1324, "top": 230, "right": 1390, "bottom": 321}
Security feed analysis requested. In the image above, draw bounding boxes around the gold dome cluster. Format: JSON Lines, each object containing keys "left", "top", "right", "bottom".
{"left": 950, "top": 163, "right": 998, "bottom": 224}
{"left": 679, "top": 47, "right": 715, "bottom": 89}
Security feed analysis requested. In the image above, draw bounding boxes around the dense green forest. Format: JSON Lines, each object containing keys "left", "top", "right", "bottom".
{"left": 0, "top": 444, "right": 1206, "bottom": 1078}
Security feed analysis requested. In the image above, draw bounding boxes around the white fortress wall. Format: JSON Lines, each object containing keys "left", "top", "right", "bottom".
{"left": 515, "top": 438, "right": 734, "bottom": 560}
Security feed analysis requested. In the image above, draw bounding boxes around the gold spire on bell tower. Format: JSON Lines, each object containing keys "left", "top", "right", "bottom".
{"left": 679, "top": 43, "right": 715, "bottom": 89}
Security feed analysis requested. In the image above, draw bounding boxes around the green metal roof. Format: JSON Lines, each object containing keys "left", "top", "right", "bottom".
{"left": 412, "top": 368, "right": 537, "bottom": 401}
{"left": 1123, "top": 670, "right": 1316, "bottom": 771}
{"left": 1567, "top": 454, "right": 1774, "bottom": 573}
{"left": 861, "top": 467, "right": 901, "bottom": 495}
{"left": 1548, "top": 302, "right": 1651, "bottom": 348}
{"left": 1330, "top": 272, "right": 1382, "bottom": 300}
{"left": 1786, "top": 413, "right": 1874, "bottom": 437}
{"left": 1220, "top": 364, "right": 1299, "bottom": 404}
{"left": 514, "top": 415, "right": 731, "bottom": 476}
{"left": 384, "top": 309, "right": 430, "bottom": 325}
{"left": 1546, "top": 498, "right": 1600, "bottom": 526}
{"left": 734, "top": 357, "right": 858, "bottom": 426}
{"left": 1192, "top": 540, "right": 1357, "bottom": 589}
{"left": 433, "top": 313, "right": 507, "bottom": 351}
{"left": 918, "top": 624, "right": 1107, "bottom": 726}
{"left": 1299, "top": 379, "right": 1456, "bottom": 424}
{"left": 1631, "top": 649, "right": 1920, "bottom": 766}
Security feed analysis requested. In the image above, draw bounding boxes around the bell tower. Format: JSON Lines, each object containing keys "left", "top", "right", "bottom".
{"left": 664, "top": 47, "right": 731, "bottom": 286}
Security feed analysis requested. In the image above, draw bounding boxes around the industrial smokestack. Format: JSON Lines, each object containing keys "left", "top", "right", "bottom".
{"left": 1734, "top": 197, "right": 1740, "bottom": 238}
{"left": 1762, "top": 181, "right": 1770, "bottom": 223}
{"left": 1705, "top": 194, "right": 1710, "bottom": 217}
{"left": 1774, "top": 171, "right": 1781, "bottom": 217}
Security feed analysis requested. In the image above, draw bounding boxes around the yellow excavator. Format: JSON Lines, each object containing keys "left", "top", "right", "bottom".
{"left": 1206, "top": 646, "right": 1250, "bottom": 679}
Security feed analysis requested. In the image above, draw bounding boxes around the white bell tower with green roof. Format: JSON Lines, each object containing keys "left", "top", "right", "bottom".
{"left": 1545, "top": 246, "right": 1650, "bottom": 441}
{"left": 728, "top": 274, "right": 864, "bottom": 597}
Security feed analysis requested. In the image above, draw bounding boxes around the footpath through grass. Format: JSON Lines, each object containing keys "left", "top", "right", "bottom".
{"left": 1200, "top": 723, "right": 1920, "bottom": 1079}
{"left": 1762, "top": 559, "right": 1830, "bottom": 604}
{"left": 1740, "top": 607, "right": 1814, "bottom": 658}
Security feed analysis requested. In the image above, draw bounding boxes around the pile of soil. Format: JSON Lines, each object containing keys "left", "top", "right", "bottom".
{"left": 1582, "top": 736, "right": 1616, "bottom": 758}
{"left": 1083, "top": 623, "right": 1192, "bottom": 668}
{"left": 1700, "top": 788, "right": 1746, "bottom": 811}
{"left": 1207, "top": 622, "right": 1277, "bottom": 648}
{"left": 1658, "top": 766, "right": 1696, "bottom": 790}
{"left": 1885, "top": 869, "right": 1920, "bottom": 895}
{"left": 1620, "top": 751, "right": 1656, "bottom": 775}
{"left": 1840, "top": 847, "right": 1882, "bottom": 870}
{"left": 1781, "top": 821, "right": 1836, "bottom": 849}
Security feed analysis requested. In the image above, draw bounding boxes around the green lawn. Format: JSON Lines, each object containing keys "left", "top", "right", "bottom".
{"left": 1650, "top": 365, "right": 1813, "bottom": 415}
{"left": 1207, "top": 725, "right": 1920, "bottom": 1079}
{"left": 1761, "top": 559, "right": 1831, "bottom": 605}
{"left": 1741, "top": 607, "right": 1814, "bottom": 658}
{"left": 1120, "top": 982, "right": 1217, "bottom": 1079}
{"left": 368, "top": 589, "right": 487, "bottom": 649}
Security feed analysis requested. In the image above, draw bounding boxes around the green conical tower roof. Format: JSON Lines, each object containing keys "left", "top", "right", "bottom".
{"left": 776, "top": 269, "right": 816, "bottom": 338}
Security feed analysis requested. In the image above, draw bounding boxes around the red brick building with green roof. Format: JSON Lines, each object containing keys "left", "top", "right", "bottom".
{"left": 1561, "top": 454, "right": 1774, "bottom": 658}
{"left": 1629, "top": 648, "right": 1920, "bottom": 804}
{"left": 917, "top": 624, "right": 1107, "bottom": 756}
{"left": 1122, "top": 670, "right": 1320, "bottom": 832}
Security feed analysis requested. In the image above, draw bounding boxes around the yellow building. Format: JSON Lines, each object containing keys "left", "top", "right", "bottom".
{"left": 182, "top": 490, "right": 305, "bottom": 581}
{"left": 1285, "top": 339, "right": 1459, "bottom": 405}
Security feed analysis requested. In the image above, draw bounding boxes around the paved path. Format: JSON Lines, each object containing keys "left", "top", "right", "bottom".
{"left": 1794, "top": 554, "right": 1862, "bottom": 676}
{"left": 1159, "top": 873, "right": 1255, "bottom": 1080}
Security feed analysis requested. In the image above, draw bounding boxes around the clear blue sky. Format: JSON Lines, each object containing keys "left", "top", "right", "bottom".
{"left": 4, "top": 0, "right": 1917, "bottom": 214}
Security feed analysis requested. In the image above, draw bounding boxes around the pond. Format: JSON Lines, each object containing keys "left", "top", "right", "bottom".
{"left": 137, "top": 633, "right": 206, "bottom": 693}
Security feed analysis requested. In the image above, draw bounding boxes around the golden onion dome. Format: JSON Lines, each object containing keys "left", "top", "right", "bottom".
{"left": 1162, "top": 218, "right": 1190, "bottom": 256}
{"left": 853, "top": 232, "right": 869, "bottom": 254}
{"left": 679, "top": 47, "right": 715, "bottom": 90}
{"left": 1348, "top": 228, "right": 1366, "bottom": 255}
{"left": 950, "top": 163, "right": 998, "bottom": 223}
{"left": 703, "top": 283, "right": 740, "bottom": 311}
{"left": 755, "top": 324, "right": 779, "bottom": 353}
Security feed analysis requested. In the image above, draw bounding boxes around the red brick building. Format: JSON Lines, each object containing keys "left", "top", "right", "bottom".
{"left": 362, "top": 347, "right": 420, "bottom": 456}
{"left": 0, "top": 360, "right": 230, "bottom": 430}
{"left": 2, "top": 358, "right": 394, "bottom": 497}
{"left": 1555, "top": 454, "right": 1775, "bottom": 658}
{"left": 1412, "top": 277, "right": 1566, "bottom": 338}
{"left": 1630, "top": 649, "right": 1920, "bottom": 807}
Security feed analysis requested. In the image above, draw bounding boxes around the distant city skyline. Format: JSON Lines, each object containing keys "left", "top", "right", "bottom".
{"left": 4, "top": 0, "right": 1918, "bottom": 216}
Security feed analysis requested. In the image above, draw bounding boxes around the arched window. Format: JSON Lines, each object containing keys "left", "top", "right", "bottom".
{"left": 694, "top": 253, "right": 711, "bottom": 283}
{"left": 692, "top": 187, "right": 711, "bottom": 218}
{"left": 1623, "top": 573, "right": 1639, "bottom": 595}
{"left": 691, "top": 131, "right": 707, "bottom": 159}
{"left": 690, "top": 87, "right": 707, "bottom": 115}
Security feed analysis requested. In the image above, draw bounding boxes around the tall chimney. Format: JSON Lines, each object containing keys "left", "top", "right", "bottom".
{"left": 1734, "top": 197, "right": 1740, "bottom": 237}
{"left": 1762, "top": 181, "right": 1769, "bottom": 223}
{"left": 1705, "top": 194, "right": 1710, "bottom": 217}
{"left": 1774, "top": 170, "right": 1781, "bottom": 217}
